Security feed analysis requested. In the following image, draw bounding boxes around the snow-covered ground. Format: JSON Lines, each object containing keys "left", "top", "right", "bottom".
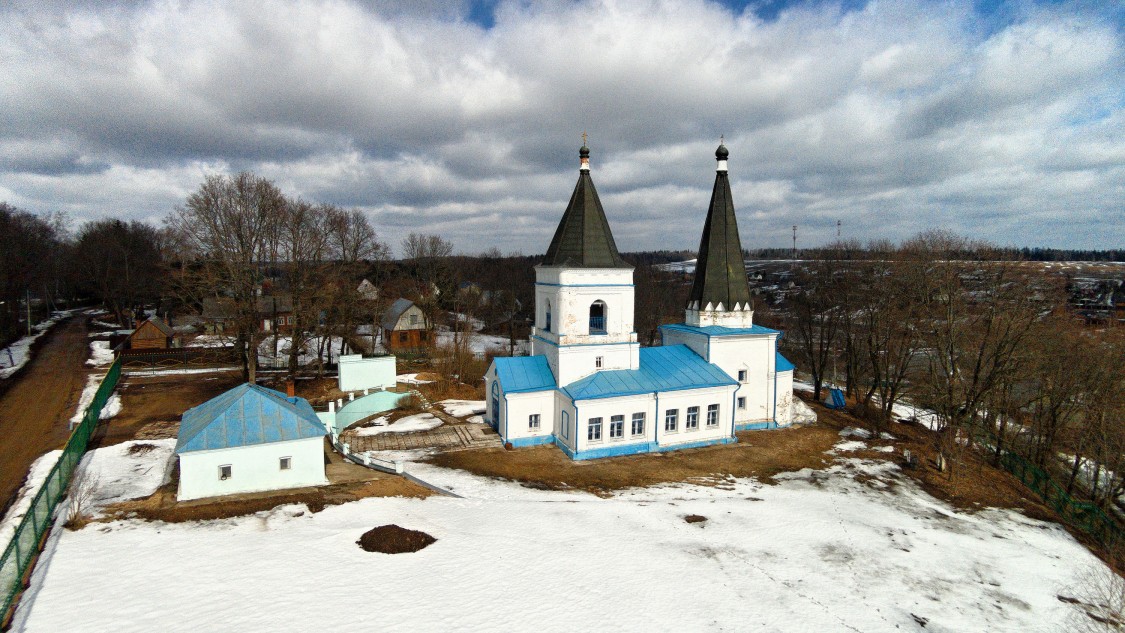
{"left": 84, "top": 340, "right": 115, "bottom": 367}
{"left": 68, "top": 374, "right": 121, "bottom": 427}
{"left": 0, "top": 311, "right": 75, "bottom": 379}
{"left": 354, "top": 413, "right": 442, "bottom": 436}
{"left": 258, "top": 335, "right": 345, "bottom": 366}
{"left": 12, "top": 427, "right": 1108, "bottom": 632}
{"left": 434, "top": 331, "right": 528, "bottom": 357}
{"left": 0, "top": 451, "right": 62, "bottom": 546}
{"left": 396, "top": 373, "right": 434, "bottom": 384}
{"left": 436, "top": 399, "right": 485, "bottom": 418}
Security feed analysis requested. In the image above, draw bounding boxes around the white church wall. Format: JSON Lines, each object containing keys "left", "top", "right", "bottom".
{"left": 553, "top": 392, "right": 578, "bottom": 452}
{"left": 177, "top": 435, "right": 326, "bottom": 502}
{"left": 556, "top": 341, "right": 639, "bottom": 385}
{"left": 660, "top": 328, "right": 709, "bottom": 361}
{"left": 775, "top": 370, "right": 795, "bottom": 425}
{"left": 708, "top": 335, "right": 778, "bottom": 424}
{"left": 502, "top": 390, "right": 556, "bottom": 447}
{"left": 655, "top": 386, "right": 738, "bottom": 448}
{"left": 574, "top": 393, "right": 655, "bottom": 454}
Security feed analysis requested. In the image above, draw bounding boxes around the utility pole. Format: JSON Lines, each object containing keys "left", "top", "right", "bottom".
{"left": 792, "top": 225, "right": 797, "bottom": 260}
{"left": 837, "top": 220, "right": 841, "bottom": 239}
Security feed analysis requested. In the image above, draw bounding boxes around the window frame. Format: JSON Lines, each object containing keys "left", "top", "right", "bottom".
{"left": 218, "top": 464, "right": 232, "bottom": 480}
{"left": 588, "top": 417, "right": 603, "bottom": 442}
{"left": 279, "top": 456, "right": 292, "bottom": 471}
{"left": 706, "top": 404, "right": 720, "bottom": 427}
{"left": 561, "top": 410, "right": 569, "bottom": 439}
{"left": 664, "top": 409, "right": 678, "bottom": 432}
{"left": 686, "top": 406, "right": 700, "bottom": 430}
{"left": 609, "top": 415, "right": 625, "bottom": 439}
{"left": 738, "top": 369, "right": 747, "bottom": 382}
{"left": 529, "top": 413, "right": 541, "bottom": 430}
{"left": 631, "top": 412, "right": 645, "bottom": 436}
{"left": 737, "top": 396, "right": 746, "bottom": 410}
{"left": 595, "top": 356, "right": 603, "bottom": 369}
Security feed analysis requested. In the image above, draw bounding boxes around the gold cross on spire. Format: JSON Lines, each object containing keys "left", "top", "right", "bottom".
{"left": 582, "top": 131, "right": 588, "bottom": 146}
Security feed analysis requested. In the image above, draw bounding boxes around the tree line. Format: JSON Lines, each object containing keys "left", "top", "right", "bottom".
{"left": 783, "top": 230, "right": 1125, "bottom": 511}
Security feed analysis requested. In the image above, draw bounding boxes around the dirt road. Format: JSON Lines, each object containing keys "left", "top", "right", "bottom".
{"left": 0, "top": 318, "right": 90, "bottom": 514}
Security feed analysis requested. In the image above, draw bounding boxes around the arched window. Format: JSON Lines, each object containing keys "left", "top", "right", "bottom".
{"left": 589, "top": 300, "right": 607, "bottom": 334}
{"left": 545, "top": 299, "right": 552, "bottom": 332}
{"left": 490, "top": 381, "right": 501, "bottom": 429}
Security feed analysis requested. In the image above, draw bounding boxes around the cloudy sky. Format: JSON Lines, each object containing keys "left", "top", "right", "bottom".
{"left": 1, "top": 0, "right": 1122, "bottom": 256}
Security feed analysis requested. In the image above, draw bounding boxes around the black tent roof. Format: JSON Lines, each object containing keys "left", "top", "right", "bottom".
{"left": 688, "top": 144, "right": 752, "bottom": 310}
{"left": 541, "top": 146, "right": 630, "bottom": 269}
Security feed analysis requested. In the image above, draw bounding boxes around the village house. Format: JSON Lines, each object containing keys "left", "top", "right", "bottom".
{"left": 175, "top": 383, "right": 329, "bottom": 501}
{"left": 484, "top": 143, "right": 797, "bottom": 459}
{"left": 126, "top": 316, "right": 179, "bottom": 350}
{"left": 381, "top": 298, "right": 431, "bottom": 353}
{"left": 201, "top": 294, "right": 296, "bottom": 334}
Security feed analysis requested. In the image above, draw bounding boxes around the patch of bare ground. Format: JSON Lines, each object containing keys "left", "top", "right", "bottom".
{"left": 356, "top": 525, "right": 436, "bottom": 554}
{"left": 103, "top": 477, "right": 432, "bottom": 524}
{"left": 427, "top": 412, "right": 840, "bottom": 496}
{"left": 429, "top": 392, "right": 1065, "bottom": 526}
{"left": 91, "top": 370, "right": 245, "bottom": 448}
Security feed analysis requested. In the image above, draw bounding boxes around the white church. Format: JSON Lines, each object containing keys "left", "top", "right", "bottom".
{"left": 484, "top": 142, "right": 797, "bottom": 460}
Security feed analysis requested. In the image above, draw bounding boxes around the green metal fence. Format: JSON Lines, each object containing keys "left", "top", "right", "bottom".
{"left": 0, "top": 358, "right": 121, "bottom": 622}
{"left": 997, "top": 446, "right": 1125, "bottom": 549}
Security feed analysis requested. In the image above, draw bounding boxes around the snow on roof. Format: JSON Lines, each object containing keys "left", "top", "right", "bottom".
{"left": 176, "top": 383, "right": 327, "bottom": 453}
{"left": 493, "top": 355, "right": 556, "bottom": 393}
{"left": 563, "top": 345, "right": 736, "bottom": 401}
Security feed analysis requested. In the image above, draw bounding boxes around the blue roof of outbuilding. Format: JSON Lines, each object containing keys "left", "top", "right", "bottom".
{"left": 776, "top": 352, "right": 796, "bottom": 372}
{"left": 176, "top": 383, "right": 327, "bottom": 454}
{"left": 660, "top": 323, "right": 780, "bottom": 337}
{"left": 563, "top": 345, "right": 737, "bottom": 401}
{"left": 494, "top": 355, "right": 556, "bottom": 393}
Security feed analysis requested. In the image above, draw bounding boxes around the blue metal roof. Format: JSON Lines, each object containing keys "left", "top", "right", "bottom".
{"left": 660, "top": 323, "right": 780, "bottom": 337}
{"left": 563, "top": 345, "right": 737, "bottom": 401}
{"left": 776, "top": 352, "right": 795, "bottom": 372}
{"left": 176, "top": 383, "right": 328, "bottom": 453}
{"left": 494, "top": 355, "right": 556, "bottom": 393}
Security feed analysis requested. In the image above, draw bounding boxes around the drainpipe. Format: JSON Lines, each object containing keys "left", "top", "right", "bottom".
{"left": 503, "top": 393, "right": 511, "bottom": 444}
{"left": 731, "top": 389, "right": 738, "bottom": 438}
{"left": 654, "top": 391, "right": 660, "bottom": 448}
{"left": 573, "top": 402, "right": 580, "bottom": 457}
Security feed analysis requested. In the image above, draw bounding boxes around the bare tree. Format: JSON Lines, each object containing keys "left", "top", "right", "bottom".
{"left": 170, "top": 172, "right": 286, "bottom": 383}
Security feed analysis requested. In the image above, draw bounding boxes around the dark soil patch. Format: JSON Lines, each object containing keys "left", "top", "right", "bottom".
{"left": 684, "top": 514, "right": 708, "bottom": 524}
{"left": 357, "top": 524, "right": 436, "bottom": 554}
{"left": 127, "top": 443, "right": 158, "bottom": 455}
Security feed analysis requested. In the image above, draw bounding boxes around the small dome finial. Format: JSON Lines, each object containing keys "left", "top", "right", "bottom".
{"left": 580, "top": 132, "right": 590, "bottom": 171}
{"left": 716, "top": 136, "right": 729, "bottom": 160}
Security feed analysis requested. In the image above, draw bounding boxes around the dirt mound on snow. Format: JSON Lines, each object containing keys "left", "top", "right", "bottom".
{"left": 357, "top": 524, "right": 436, "bottom": 554}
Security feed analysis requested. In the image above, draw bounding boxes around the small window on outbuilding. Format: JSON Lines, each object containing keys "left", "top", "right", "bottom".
{"left": 280, "top": 457, "right": 292, "bottom": 470}
{"left": 219, "top": 464, "right": 232, "bottom": 480}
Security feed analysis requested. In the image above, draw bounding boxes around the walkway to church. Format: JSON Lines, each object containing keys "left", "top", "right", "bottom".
{"left": 343, "top": 411, "right": 503, "bottom": 454}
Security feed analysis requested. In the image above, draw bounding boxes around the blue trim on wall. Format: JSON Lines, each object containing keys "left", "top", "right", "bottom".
{"left": 509, "top": 434, "right": 556, "bottom": 448}
{"left": 568, "top": 436, "right": 737, "bottom": 460}
{"left": 736, "top": 421, "right": 779, "bottom": 431}
{"left": 532, "top": 334, "right": 639, "bottom": 349}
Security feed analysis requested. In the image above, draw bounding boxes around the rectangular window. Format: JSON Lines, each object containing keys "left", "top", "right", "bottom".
{"left": 631, "top": 412, "right": 645, "bottom": 436}
{"left": 737, "top": 397, "right": 746, "bottom": 410}
{"left": 686, "top": 406, "right": 699, "bottom": 430}
{"left": 398, "top": 332, "right": 408, "bottom": 342}
{"left": 410, "top": 314, "right": 420, "bottom": 325}
{"left": 588, "top": 417, "right": 602, "bottom": 442}
{"left": 562, "top": 411, "right": 569, "bottom": 439}
{"left": 279, "top": 456, "right": 292, "bottom": 470}
{"left": 707, "top": 404, "right": 720, "bottom": 427}
{"left": 610, "top": 415, "right": 624, "bottom": 439}
{"left": 595, "top": 356, "right": 604, "bottom": 369}
{"left": 664, "top": 409, "right": 678, "bottom": 432}
{"left": 219, "top": 464, "right": 232, "bottom": 480}
{"left": 529, "top": 414, "right": 540, "bottom": 430}
{"left": 738, "top": 369, "right": 747, "bottom": 382}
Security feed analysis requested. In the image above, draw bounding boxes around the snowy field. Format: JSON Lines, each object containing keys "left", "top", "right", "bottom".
{"left": 12, "top": 429, "right": 1107, "bottom": 632}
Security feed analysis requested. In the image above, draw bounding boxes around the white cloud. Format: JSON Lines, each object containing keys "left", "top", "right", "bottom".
{"left": 0, "top": 0, "right": 1121, "bottom": 252}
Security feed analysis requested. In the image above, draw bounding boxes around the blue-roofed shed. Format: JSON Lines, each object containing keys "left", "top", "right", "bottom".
{"left": 176, "top": 383, "right": 327, "bottom": 453}
{"left": 176, "top": 383, "right": 329, "bottom": 501}
{"left": 563, "top": 345, "right": 737, "bottom": 401}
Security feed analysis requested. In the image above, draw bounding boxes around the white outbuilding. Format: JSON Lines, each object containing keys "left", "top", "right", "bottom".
{"left": 175, "top": 383, "right": 329, "bottom": 501}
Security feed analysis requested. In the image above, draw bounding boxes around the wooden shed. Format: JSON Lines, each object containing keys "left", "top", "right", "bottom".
{"left": 128, "top": 317, "right": 177, "bottom": 350}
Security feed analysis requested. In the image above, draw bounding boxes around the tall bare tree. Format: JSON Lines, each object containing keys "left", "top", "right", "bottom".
{"left": 170, "top": 172, "right": 286, "bottom": 383}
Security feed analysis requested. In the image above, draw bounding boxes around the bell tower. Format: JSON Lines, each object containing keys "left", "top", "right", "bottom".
{"left": 531, "top": 143, "right": 638, "bottom": 386}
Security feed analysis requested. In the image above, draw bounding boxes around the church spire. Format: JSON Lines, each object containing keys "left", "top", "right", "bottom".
{"left": 687, "top": 141, "right": 753, "bottom": 323}
{"left": 542, "top": 143, "right": 630, "bottom": 268}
